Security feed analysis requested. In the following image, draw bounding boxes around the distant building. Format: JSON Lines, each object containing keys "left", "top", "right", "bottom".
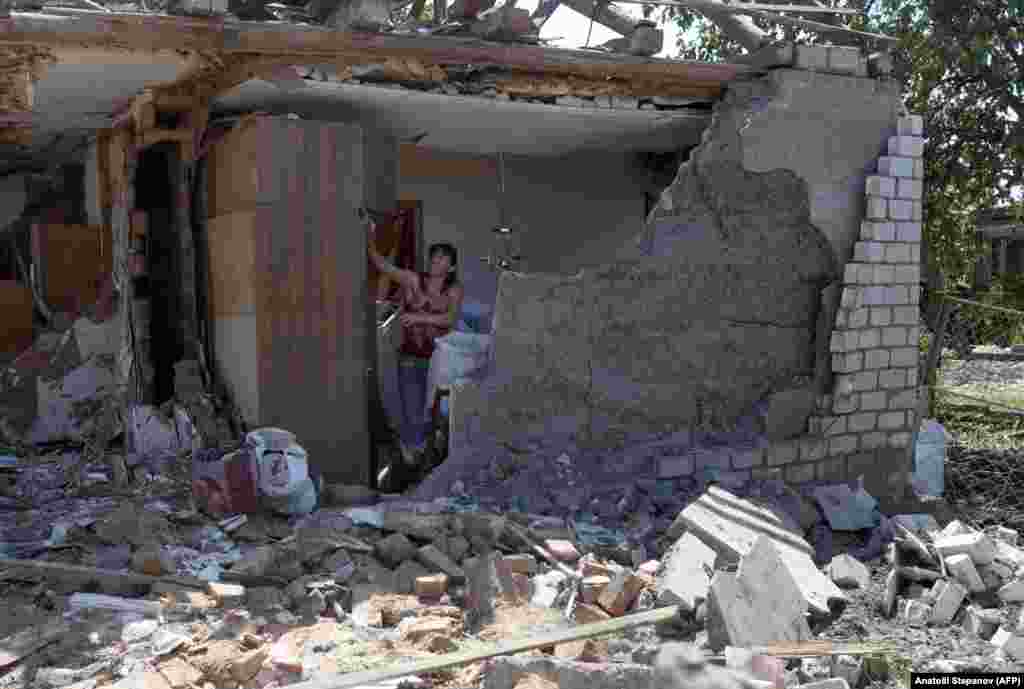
{"left": 974, "top": 208, "right": 1024, "bottom": 289}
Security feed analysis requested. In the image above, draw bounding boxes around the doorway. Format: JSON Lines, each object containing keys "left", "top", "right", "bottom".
{"left": 133, "top": 144, "right": 185, "bottom": 405}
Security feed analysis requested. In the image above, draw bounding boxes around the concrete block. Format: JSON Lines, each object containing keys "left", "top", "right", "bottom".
{"left": 840, "top": 287, "right": 862, "bottom": 310}
{"left": 828, "top": 46, "right": 865, "bottom": 75}
{"left": 707, "top": 537, "right": 812, "bottom": 649}
{"left": 854, "top": 241, "right": 886, "bottom": 263}
{"left": 862, "top": 431, "right": 887, "bottom": 449}
{"left": 889, "top": 389, "right": 918, "bottom": 410}
{"left": 418, "top": 544, "right": 467, "bottom": 582}
{"left": 869, "top": 307, "right": 892, "bottom": 326}
{"left": 860, "top": 287, "right": 884, "bottom": 306}
{"left": 885, "top": 286, "right": 911, "bottom": 305}
{"left": 993, "top": 527, "right": 1020, "bottom": 547}
{"left": 889, "top": 199, "right": 914, "bottom": 221}
{"left": 929, "top": 579, "right": 967, "bottom": 625}
{"left": 878, "top": 411, "right": 905, "bottom": 430}
{"left": 865, "top": 176, "right": 896, "bottom": 198}
{"left": 891, "top": 306, "right": 918, "bottom": 325}
{"left": 767, "top": 441, "right": 799, "bottom": 465}
{"left": 800, "top": 437, "right": 828, "bottom": 462}
{"left": 853, "top": 370, "right": 879, "bottom": 390}
{"left": 865, "top": 197, "right": 888, "bottom": 221}
{"left": 830, "top": 435, "right": 858, "bottom": 455}
{"left": 794, "top": 44, "right": 829, "bottom": 70}
{"left": 963, "top": 606, "right": 1000, "bottom": 639}
{"left": 991, "top": 627, "right": 1024, "bottom": 660}
{"left": 785, "top": 463, "right": 816, "bottom": 484}
{"left": 878, "top": 156, "right": 915, "bottom": 178}
{"left": 897, "top": 178, "right": 923, "bottom": 200}
{"left": 732, "top": 446, "right": 765, "bottom": 469}
{"left": 913, "top": 158, "right": 924, "bottom": 179}
{"left": 935, "top": 532, "right": 997, "bottom": 566}
{"left": 828, "top": 554, "right": 871, "bottom": 589}
{"left": 978, "top": 561, "right": 1013, "bottom": 590}
{"left": 873, "top": 265, "right": 895, "bottom": 284}
{"left": 415, "top": 573, "right": 449, "bottom": 598}
{"left": 888, "top": 135, "right": 924, "bottom": 158}
{"left": 997, "top": 579, "right": 1024, "bottom": 603}
{"left": 910, "top": 244, "right": 921, "bottom": 263}
{"left": 945, "top": 554, "right": 985, "bottom": 593}
{"left": 864, "top": 350, "right": 890, "bottom": 370}
{"left": 833, "top": 352, "right": 862, "bottom": 374}
{"left": 907, "top": 369, "right": 919, "bottom": 386}
{"left": 858, "top": 329, "right": 881, "bottom": 349}
{"left": 994, "top": 540, "right": 1024, "bottom": 568}
{"left": 833, "top": 394, "right": 858, "bottom": 414}
{"left": 656, "top": 532, "right": 717, "bottom": 613}
{"left": 940, "top": 520, "right": 973, "bottom": 539}
{"left": 628, "top": 24, "right": 664, "bottom": 56}
{"left": 891, "top": 348, "right": 918, "bottom": 367}
{"left": 898, "top": 115, "right": 924, "bottom": 136}
{"left": 888, "top": 432, "right": 912, "bottom": 448}
{"left": 899, "top": 598, "right": 932, "bottom": 625}
{"left": 849, "top": 308, "right": 869, "bottom": 328}
{"left": 861, "top": 221, "right": 895, "bottom": 242}
{"left": 471, "top": 6, "right": 534, "bottom": 40}
{"left": 895, "top": 222, "right": 922, "bottom": 243}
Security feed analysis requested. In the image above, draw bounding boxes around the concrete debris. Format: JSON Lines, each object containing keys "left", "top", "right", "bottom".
{"left": 929, "top": 579, "right": 967, "bottom": 625}
{"left": 813, "top": 481, "right": 879, "bottom": 532}
{"left": 656, "top": 531, "right": 716, "bottom": 613}
{"left": 991, "top": 627, "right": 1024, "bottom": 661}
{"left": 963, "top": 606, "right": 1001, "bottom": 639}
{"left": 944, "top": 553, "right": 985, "bottom": 593}
{"left": 827, "top": 554, "right": 871, "bottom": 590}
{"left": 934, "top": 532, "right": 997, "bottom": 566}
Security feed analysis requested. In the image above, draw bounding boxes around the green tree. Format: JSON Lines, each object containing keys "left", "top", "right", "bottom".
{"left": 655, "top": 0, "right": 1024, "bottom": 282}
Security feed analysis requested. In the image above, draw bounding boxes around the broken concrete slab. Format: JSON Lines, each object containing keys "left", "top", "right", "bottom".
{"left": 827, "top": 554, "right": 870, "bottom": 589}
{"left": 978, "top": 561, "right": 1013, "bottom": 591}
{"left": 417, "top": 544, "right": 466, "bottom": 583}
{"left": 991, "top": 627, "right": 1024, "bottom": 661}
{"left": 963, "top": 606, "right": 1000, "bottom": 639}
{"left": 997, "top": 578, "right": 1024, "bottom": 603}
{"left": 655, "top": 642, "right": 768, "bottom": 689}
{"left": 944, "top": 554, "right": 985, "bottom": 593}
{"left": 656, "top": 532, "right": 717, "bottom": 613}
{"left": 706, "top": 537, "right": 812, "bottom": 651}
{"left": 676, "top": 487, "right": 846, "bottom": 616}
{"left": 375, "top": 534, "right": 419, "bottom": 568}
{"left": 813, "top": 483, "right": 878, "bottom": 532}
{"left": 481, "top": 656, "right": 652, "bottom": 689}
{"left": 898, "top": 598, "right": 932, "bottom": 625}
{"left": 934, "top": 532, "right": 997, "bottom": 566}
{"left": 763, "top": 388, "right": 817, "bottom": 441}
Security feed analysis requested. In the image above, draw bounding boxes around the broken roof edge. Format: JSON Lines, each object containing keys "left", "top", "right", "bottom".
{"left": 0, "top": 8, "right": 756, "bottom": 85}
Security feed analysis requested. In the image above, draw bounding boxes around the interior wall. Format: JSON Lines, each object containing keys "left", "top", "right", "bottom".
{"left": 399, "top": 148, "right": 655, "bottom": 311}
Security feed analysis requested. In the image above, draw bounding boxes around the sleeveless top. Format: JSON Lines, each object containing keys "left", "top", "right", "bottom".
{"left": 399, "top": 273, "right": 455, "bottom": 360}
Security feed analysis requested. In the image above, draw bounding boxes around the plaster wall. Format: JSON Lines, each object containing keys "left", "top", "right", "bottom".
{"left": 399, "top": 150, "right": 654, "bottom": 310}
{"left": 416, "top": 68, "right": 916, "bottom": 503}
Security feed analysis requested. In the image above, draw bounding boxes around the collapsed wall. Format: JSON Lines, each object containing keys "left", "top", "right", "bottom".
{"left": 415, "top": 66, "right": 922, "bottom": 506}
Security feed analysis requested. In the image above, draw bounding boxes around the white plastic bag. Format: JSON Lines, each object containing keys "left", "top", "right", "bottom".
{"left": 913, "top": 418, "right": 953, "bottom": 497}
{"left": 246, "top": 428, "right": 309, "bottom": 498}
{"left": 426, "top": 332, "right": 492, "bottom": 414}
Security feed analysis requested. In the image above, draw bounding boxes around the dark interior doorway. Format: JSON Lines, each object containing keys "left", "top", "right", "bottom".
{"left": 134, "top": 144, "right": 184, "bottom": 405}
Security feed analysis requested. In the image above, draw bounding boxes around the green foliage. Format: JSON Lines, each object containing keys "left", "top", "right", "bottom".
{"left": 653, "top": 0, "right": 1024, "bottom": 283}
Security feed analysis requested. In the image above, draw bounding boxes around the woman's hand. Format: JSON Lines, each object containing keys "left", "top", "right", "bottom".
{"left": 399, "top": 313, "right": 421, "bottom": 327}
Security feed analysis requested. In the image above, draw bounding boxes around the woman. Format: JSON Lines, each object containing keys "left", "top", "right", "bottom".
{"left": 365, "top": 210, "right": 464, "bottom": 463}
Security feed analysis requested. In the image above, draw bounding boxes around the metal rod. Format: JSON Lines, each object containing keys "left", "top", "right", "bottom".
{"left": 610, "top": 0, "right": 861, "bottom": 13}
{"left": 939, "top": 292, "right": 1024, "bottom": 318}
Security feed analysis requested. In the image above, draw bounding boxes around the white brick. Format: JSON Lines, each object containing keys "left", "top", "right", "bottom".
{"left": 991, "top": 627, "right": 1024, "bottom": 660}
{"left": 822, "top": 415, "right": 847, "bottom": 436}
{"left": 930, "top": 579, "right": 967, "bottom": 625}
{"left": 874, "top": 265, "right": 895, "bottom": 284}
{"left": 848, "top": 412, "right": 877, "bottom": 433}
{"left": 885, "top": 243, "right": 912, "bottom": 263}
{"left": 869, "top": 307, "right": 891, "bottom": 326}
{"left": 897, "top": 178, "right": 923, "bottom": 200}
{"left": 866, "top": 196, "right": 888, "bottom": 220}
{"left": 946, "top": 554, "right": 986, "bottom": 593}
{"left": 889, "top": 431, "right": 912, "bottom": 448}
{"left": 882, "top": 326, "right": 907, "bottom": 347}
{"left": 833, "top": 394, "right": 858, "bottom": 414}
{"left": 861, "top": 391, "right": 887, "bottom": 411}
{"left": 897, "top": 115, "right": 924, "bottom": 136}
{"left": 894, "top": 265, "right": 920, "bottom": 284}
{"left": 896, "top": 222, "right": 922, "bottom": 242}
{"left": 888, "top": 135, "right": 925, "bottom": 158}
{"left": 861, "top": 221, "right": 895, "bottom": 242}
{"left": 885, "top": 286, "right": 910, "bottom": 305}
{"left": 864, "top": 349, "right": 890, "bottom": 369}
{"left": 830, "top": 435, "right": 858, "bottom": 455}
{"left": 908, "top": 284, "right": 921, "bottom": 304}
{"left": 909, "top": 244, "right": 921, "bottom": 263}
{"left": 840, "top": 288, "right": 861, "bottom": 310}
{"left": 843, "top": 263, "right": 860, "bottom": 284}
{"left": 854, "top": 241, "right": 886, "bottom": 263}
{"left": 878, "top": 411, "right": 905, "bottom": 430}
{"left": 906, "top": 368, "right": 919, "bottom": 386}
{"left": 879, "top": 369, "right": 907, "bottom": 389}
{"left": 848, "top": 308, "right": 869, "bottom": 328}
{"left": 800, "top": 437, "right": 827, "bottom": 462}
{"left": 891, "top": 348, "right": 919, "bottom": 367}
{"left": 889, "top": 388, "right": 918, "bottom": 410}
{"left": 858, "top": 329, "right": 880, "bottom": 349}
{"left": 832, "top": 352, "right": 862, "bottom": 373}
{"left": 866, "top": 175, "right": 896, "bottom": 198}
{"left": 907, "top": 325, "right": 920, "bottom": 342}
{"left": 913, "top": 158, "right": 924, "bottom": 179}
{"left": 862, "top": 286, "right": 886, "bottom": 306}
{"left": 854, "top": 370, "right": 879, "bottom": 391}
{"left": 998, "top": 580, "right": 1024, "bottom": 604}
{"left": 830, "top": 331, "right": 846, "bottom": 353}
{"left": 878, "top": 156, "right": 915, "bottom": 178}
{"left": 889, "top": 199, "right": 914, "bottom": 221}
{"left": 935, "top": 533, "right": 997, "bottom": 566}
{"left": 892, "top": 306, "right": 918, "bottom": 325}
{"left": 910, "top": 201, "right": 923, "bottom": 221}
{"left": 862, "top": 431, "right": 887, "bottom": 449}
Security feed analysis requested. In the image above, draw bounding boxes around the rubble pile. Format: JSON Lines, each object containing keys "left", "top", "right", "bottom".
{"left": 880, "top": 517, "right": 1024, "bottom": 660}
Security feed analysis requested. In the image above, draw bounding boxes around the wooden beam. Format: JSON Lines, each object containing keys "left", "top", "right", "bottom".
{"left": 0, "top": 10, "right": 753, "bottom": 86}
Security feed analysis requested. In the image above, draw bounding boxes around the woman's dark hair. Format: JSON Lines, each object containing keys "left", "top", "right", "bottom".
{"left": 428, "top": 242, "right": 459, "bottom": 292}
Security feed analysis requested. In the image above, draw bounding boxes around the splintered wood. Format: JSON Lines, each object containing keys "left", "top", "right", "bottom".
{"left": 0, "top": 46, "right": 55, "bottom": 145}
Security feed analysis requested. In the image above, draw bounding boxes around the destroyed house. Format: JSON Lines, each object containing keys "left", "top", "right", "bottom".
{"left": 0, "top": 0, "right": 925, "bottom": 502}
